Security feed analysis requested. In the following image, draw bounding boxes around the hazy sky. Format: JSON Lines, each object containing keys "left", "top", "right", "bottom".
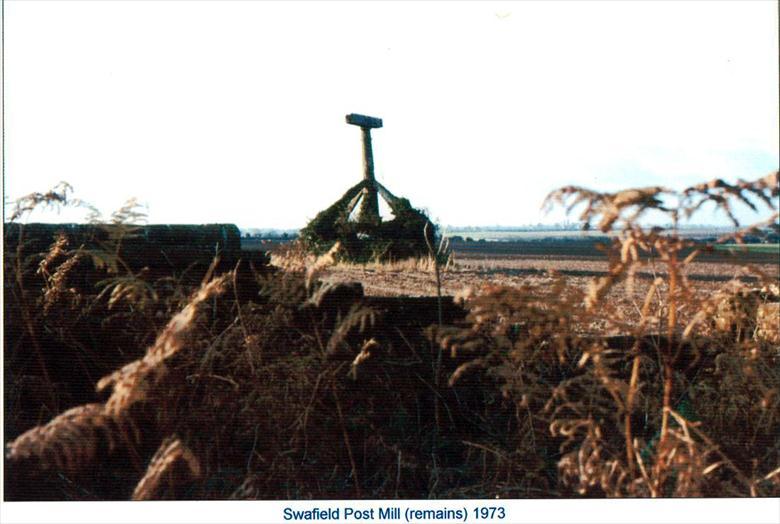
{"left": 4, "top": 1, "right": 778, "bottom": 229}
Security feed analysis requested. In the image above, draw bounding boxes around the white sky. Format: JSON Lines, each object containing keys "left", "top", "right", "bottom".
{"left": 3, "top": 0, "right": 778, "bottom": 229}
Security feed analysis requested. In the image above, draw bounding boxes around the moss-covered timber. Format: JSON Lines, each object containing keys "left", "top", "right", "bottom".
{"left": 299, "top": 180, "right": 436, "bottom": 262}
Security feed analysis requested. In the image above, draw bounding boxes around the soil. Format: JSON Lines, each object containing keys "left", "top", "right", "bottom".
{"left": 317, "top": 240, "right": 779, "bottom": 298}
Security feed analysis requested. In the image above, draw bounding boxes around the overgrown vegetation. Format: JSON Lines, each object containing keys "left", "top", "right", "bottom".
{"left": 4, "top": 173, "right": 779, "bottom": 500}
{"left": 299, "top": 179, "right": 436, "bottom": 262}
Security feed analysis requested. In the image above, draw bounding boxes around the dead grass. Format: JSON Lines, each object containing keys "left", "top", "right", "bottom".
{"left": 4, "top": 173, "right": 779, "bottom": 499}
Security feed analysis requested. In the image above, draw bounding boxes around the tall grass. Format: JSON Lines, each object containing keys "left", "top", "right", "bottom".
{"left": 4, "top": 173, "right": 779, "bottom": 499}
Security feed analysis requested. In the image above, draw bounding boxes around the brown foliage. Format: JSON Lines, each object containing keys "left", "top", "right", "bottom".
{"left": 132, "top": 437, "right": 201, "bottom": 500}
{"left": 5, "top": 173, "right": 779, "bottom": 499}
{"left": 6, "top": 404, "right": 137, "bottom": 475}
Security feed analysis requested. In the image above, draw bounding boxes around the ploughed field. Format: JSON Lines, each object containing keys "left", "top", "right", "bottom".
{"left": 317, "top": 239, "right": 780, "bottom": 300}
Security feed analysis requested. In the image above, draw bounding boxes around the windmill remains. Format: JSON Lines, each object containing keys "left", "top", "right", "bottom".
{"left": 299, "top": 113, "right": 435, "bottom": 261}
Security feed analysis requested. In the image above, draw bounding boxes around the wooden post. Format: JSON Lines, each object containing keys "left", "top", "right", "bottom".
{"left": 346, "top": 113, "right": 383, "bottom": 224}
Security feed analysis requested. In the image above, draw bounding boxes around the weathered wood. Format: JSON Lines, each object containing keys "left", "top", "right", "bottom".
{"left": 300, "top": 114, "right": 436, "bottom": 261}
{"left": 375, "top": 181, "right": 401, "bottom": 209}
{"left": 345, "top": 113, "right": 383, "bottom": 129}
{"left": 346, "top": 190, "right": 364, "bottom": 217}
